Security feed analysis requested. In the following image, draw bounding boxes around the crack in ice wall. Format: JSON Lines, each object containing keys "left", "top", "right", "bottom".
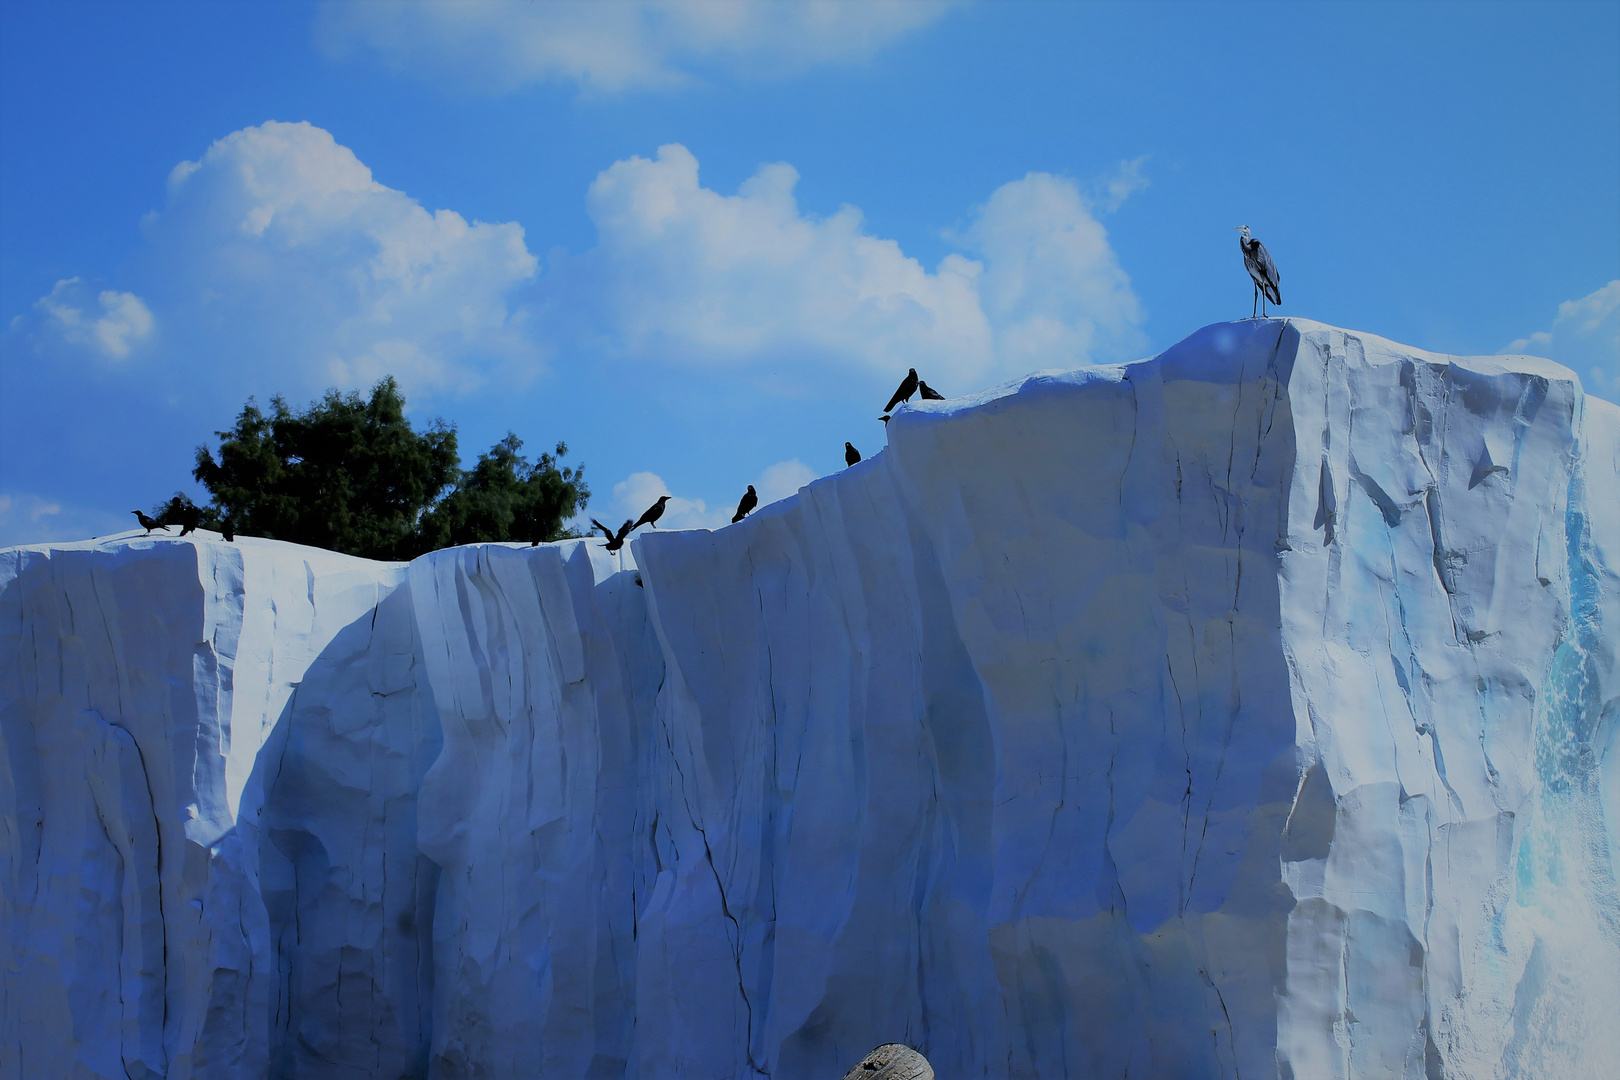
{"left": 2, "top": 319, "right": 1616, "bottom": 1079}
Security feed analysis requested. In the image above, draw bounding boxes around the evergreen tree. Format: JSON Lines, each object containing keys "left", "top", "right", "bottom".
{"left": 190, "top": 378, "right": 588, "bottom": 557}
{"left": 193, "top": 378, "right": 459, "bottom": 558}
{"left": 416, "top": 434, "right": 589, "bottom": 550}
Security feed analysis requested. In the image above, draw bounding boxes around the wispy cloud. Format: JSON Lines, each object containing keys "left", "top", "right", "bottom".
{"left": 0, "top": 491, "right": 128, "bottom": 548}
{"left": 31, "top": 278, "right": 154, "bottom": 359}
{"left": 1504, "top": 280, "right": 1620, "bottom": 403}
{"left": 1094, "top": 155, "right": 1151, "bottom": 213}
{"left": 316, "top": 0, "right": 962, "bottom": 95}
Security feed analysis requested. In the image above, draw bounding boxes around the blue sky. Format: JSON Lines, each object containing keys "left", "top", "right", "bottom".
{"left": 2, "top": 0, "right": 1616, "bottom": 546}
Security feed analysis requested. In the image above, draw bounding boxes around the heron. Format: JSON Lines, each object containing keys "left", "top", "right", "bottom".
{"left": 1235, "top": 225, "right": 1281, "bottom": 318}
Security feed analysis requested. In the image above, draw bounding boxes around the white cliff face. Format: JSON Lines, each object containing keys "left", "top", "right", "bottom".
{"left": 0, "top": 536, "right": 439, "bottom": 1079}
{"left": 2, "top": 319, "right": 1616, "bottom": 1079}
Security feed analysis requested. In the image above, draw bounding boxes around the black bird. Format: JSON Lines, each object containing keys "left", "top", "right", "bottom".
{"left": 632, "top": 496, "right": 671, "bottom": 531}
{"left": 731, "top": 485, "right": 758, "bottom": 524}
{"left": 591, "top": 517, "right": 634, "bottom": 551}
{"left": 884, "top": 368, "right": 919, "bottom": 413}
{"left": 221, "top": 517, "right": 235, "bottom": 542}
{"left": 845, "top": 442, "right": 862, "bottom": 467}
{"left": 1235, "top": 225, "right": 1281, "bottom": 318}
{"left": 177, "top": 504, "right": 201, "bottom": 536}
{"left": 131, "top": 510, "right": 168, "bottom": 534}
{"left": 917, "top": 380, "right": 944, "bottom": 401}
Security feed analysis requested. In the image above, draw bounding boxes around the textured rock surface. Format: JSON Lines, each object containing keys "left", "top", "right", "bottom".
{"left": 0, "top": 537, "right": 440, "bottom": 1079}
{"left": 2, "top": 319, "right": 1617, "bottom": 1079}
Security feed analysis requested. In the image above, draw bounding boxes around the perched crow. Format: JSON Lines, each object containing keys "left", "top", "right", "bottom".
{"left": 176, "top": 504, "right": 201, "bottom": 536}
{"left": 221, "top": 517, "right": 235, "bottom": 542}
{"left": 633, "top": 495, "right": 671, "bottom": 531}
{"left": 732, "top": 485, "right": 758, "bottom": 524}
{"left": 884, "top": 369, "right": 919, "bottom": 413}
{"left": 131, "top": 510, "right": 169, "bottom": 534}
{"left": 917, "top": 380, "right": 944, "bottom": 400}
{"left": 845, "top": 442, "right": 862, "bottom": 467}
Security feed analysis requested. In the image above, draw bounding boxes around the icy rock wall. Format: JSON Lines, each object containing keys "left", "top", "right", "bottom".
{"left": 2, "top": 319, "right": 1617, "bottom": 1080}
{"left": 614, "top": 320, "right": 1306, "bottom": 1080}
{"left": 407, "top": 541, "right": 660, "bottom": 1077}
{"left": 610, "top": 319, "right": 1619, "bottom": 1079}
{"left": 1270, "top": 328, "right": 1620, "bottom": 1080}
{"left": 0, "top": 537, "right": 440, "bottom": 1079}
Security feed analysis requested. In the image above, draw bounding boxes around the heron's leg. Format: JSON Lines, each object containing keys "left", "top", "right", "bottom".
{"left": 1252, "top": 283, "right": 1259, "bottom": 319}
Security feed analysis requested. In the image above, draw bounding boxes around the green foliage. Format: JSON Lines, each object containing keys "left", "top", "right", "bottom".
{"left": 190, "top": 377, "right": 588, "bottom": 559}
{"left": 152, "top": 492, "right": 217, "bottom": 530}
{"left": 417, "top": 435, "right": 589, "bottom": 550}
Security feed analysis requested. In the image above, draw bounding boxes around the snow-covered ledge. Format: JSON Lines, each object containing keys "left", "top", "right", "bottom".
{"left": 3, "top": 319, "right": 1616, "bottom": 1079}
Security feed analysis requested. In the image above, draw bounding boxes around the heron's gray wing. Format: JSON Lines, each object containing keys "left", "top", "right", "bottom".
{"left": 1256, "top": 241, "right": 1281, "bottom": 303}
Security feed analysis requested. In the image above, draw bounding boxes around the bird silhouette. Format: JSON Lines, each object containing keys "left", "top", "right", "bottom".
{"left": 918, "top": 380, "right": 944, "bottom": 400}
{"left": 176, "top": 504, "right": 201, "bottom": 536}
{"left": 221, "top": 517, "right": 235, "bottom": 542}
{"left": 884, "top": 368, "right": 919, "bottom": 412}
{"left": 845, "top": 442, "right": 862, "bottom": 467}
{"left": 731, "top": 485, "right": 758, "bottom": 524}
{"left": 879, "top": 415, "right": 890, "bottom": 424}
{"left": 130, "top": 510, "right": 168, "bottom": 534}
{"left": 592, "top": 517, "right": 635, "bottom": 551}
{"left": 633, "top": 496, "right": 671, "bottom": 530}
{"left": 1235, "top": 225, "right": 1281, "bottom": 318}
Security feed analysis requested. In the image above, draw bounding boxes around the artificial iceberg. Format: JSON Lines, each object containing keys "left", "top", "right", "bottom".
{"left": 3, "top": 319, "right": 1617, "bottom": 1079}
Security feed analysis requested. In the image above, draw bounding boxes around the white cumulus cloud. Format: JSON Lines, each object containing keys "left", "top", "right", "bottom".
{"left": 33, "top": 278, "right": 154, "bottom": 359}
{"left": 958, "top": 169, "right": 1145, "bottom": 375}
{"left": 1504, "top": 281, "right": 1620, "bottom": 403}
{"left": 543, "top": 144, "right": 1143, "bottom": 387}
{"left": 317, "top": 0, "right": 960, "bottom": 94}
{"left": 140, "top": 120, "right": 540, "bottom": 397}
